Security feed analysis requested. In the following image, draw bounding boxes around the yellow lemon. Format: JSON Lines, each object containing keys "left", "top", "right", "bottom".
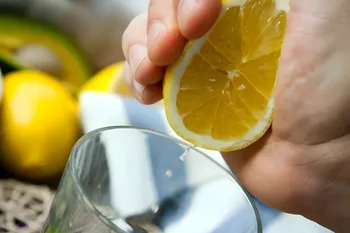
{"left": 80, "top": 61, "right": 131, "bottom": 96}
{"left": 0, "top": 70, "right": 80, "bottom": 180}
{"left": 164, "top": 0, "right": 289, "bottom": 151}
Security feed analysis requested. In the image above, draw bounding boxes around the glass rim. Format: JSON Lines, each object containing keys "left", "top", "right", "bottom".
{"left": 69, "top": 125, "right": 263, "bottom": 233}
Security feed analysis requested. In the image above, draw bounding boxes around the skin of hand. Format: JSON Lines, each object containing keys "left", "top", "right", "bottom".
{"left": 121, "top": 0, "right": 350, "bottom": 232}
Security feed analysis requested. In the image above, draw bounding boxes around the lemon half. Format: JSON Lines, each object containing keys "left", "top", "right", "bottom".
{"left": 164, "top": 0, "right": 289, "bottom": 151}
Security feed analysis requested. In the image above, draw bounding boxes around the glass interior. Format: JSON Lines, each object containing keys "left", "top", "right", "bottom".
{"left": 44, "top": 126, "right": 262, "bottom": 233}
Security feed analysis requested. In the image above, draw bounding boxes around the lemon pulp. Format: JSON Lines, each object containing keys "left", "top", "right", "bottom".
{"left": 165, "top": 0, "right": 288, "bottom": 151}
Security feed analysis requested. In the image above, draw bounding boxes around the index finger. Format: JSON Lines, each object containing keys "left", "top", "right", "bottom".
{"left": 147, "top": 0, "right": 186, "bottom": 66}
{"left": 177, "top": 0, "right": 222, "bottom": 39}
{"left": 147, "top": 0, "right": 222, "bottom": 66}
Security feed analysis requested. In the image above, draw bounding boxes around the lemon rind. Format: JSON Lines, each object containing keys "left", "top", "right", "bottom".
{"left": 164, "top": 0, "right": 289, "bottom": 151}
{"left": 164, "top": 25, "right": 274, "bottom": 151}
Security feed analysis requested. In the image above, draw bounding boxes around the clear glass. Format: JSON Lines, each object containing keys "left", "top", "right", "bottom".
{"left": 41, "top": 126, "right": 262, "bottom": 233}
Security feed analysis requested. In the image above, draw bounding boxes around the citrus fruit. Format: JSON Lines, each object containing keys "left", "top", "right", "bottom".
{"left": 0, "top": 70, "right": 80, "bottom": 180}
{"left": 80, "top": 61, "right": 132, "bottom": 96}
{"left": 0, "top": 15, "right": 91, "bottom": 89}
{"left": 163, "top": 0, "right": 289, "bottom": 151}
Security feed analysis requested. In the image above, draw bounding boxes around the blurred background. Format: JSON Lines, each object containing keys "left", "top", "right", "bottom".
{"left": 0, "top": 0, "right": 149, "bottom": 183}
{"left": 0, "top": 1, "right": 151, "bottom": 231}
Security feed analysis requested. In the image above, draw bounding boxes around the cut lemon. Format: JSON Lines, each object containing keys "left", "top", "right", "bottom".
{"left": 164, "top": 0, "right": 289, "bottom": 151}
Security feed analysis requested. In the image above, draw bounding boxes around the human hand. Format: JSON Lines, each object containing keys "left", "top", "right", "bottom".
{"left": 122, "top": 0, "right": 350, "bottom": 232}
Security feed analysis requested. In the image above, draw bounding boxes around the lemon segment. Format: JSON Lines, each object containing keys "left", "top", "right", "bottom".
{"left": 164, "top": 0, "right": 289, "bottom": 151}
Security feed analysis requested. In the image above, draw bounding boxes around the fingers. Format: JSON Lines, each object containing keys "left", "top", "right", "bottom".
{"left": 123, "top": 62, "right": 163, "bottom": 105}
{"left": 122, "top": 0, "right": 222, "bottom": 104}
{"left": 177, "top": 0, "right": 222, "bottom": 39}
{"left": 147, "top": 0, "right": 222, "bottom": 65}
{"left": 147, "top": 0, "right": 186, "bottom": 66}
{"left": 122, "top": 13, "right": 147, "bottom": 57}
{"left": 122, "top": 13, "right": 164, "bottom": 85}
{"left": 122, "top": 13, "right": 164, "bottom": 103}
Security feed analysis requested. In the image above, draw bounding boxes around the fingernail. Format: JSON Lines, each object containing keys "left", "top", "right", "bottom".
{"left": 148, "top": 21, "right": 167, "bottom": 45}
{"left": 123, "top": 62, "right": 133, "bottom": 86}
{"left": 128, "top": 44, "right": 147, "bottom": 75}
{"left": 133, "top": 78, "right": 146, "bottom": 101}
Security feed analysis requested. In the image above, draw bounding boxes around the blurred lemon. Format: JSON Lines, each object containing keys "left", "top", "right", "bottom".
{"left": 80, "top": 61, "right": 131, "bottom": 96}
{"left": 0, "top": 70, "right": 80, "bottom": 181}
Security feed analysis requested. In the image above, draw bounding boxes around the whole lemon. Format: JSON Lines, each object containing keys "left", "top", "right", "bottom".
{"left": 80, "top": 61, "right": 131, "bottom": 96}
{"left": 0, "top": 70, "right": 80, "bottom": 181}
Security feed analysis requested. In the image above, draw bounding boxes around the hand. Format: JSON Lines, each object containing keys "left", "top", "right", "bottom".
{"left": 122, "top": 0, "right": 350, "bottom": 232}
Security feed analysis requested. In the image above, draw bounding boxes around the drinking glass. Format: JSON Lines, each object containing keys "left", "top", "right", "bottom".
{"left": 41, "top": 126, "right": 262, "bottom": 233}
